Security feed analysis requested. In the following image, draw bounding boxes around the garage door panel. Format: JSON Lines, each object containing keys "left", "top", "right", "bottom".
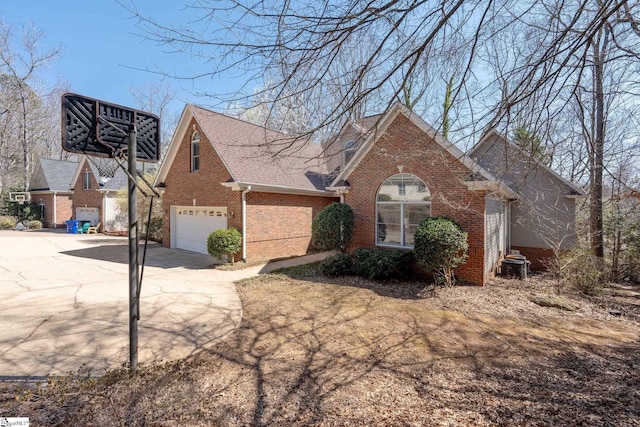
{"left": 76, "top": 207, "right": 99, "bottom": 225}
{"left": 174, "top": 207, "right": 227, "bottom": 255}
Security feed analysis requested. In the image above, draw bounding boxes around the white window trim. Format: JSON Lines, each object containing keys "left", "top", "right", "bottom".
{"left": 82, "top": 170, "right": 91, "bottom": 190}
{"left": 343, "top": 140, "right": 356, "bottom": 167}
{"left": 375, "top": 172, "right": 431, "bottom": 249}
{"left": 375, "top": 201, "right": 431, "bottom": 248}
{"left": 191, "top": 131, "right": 201, "bottom": 172}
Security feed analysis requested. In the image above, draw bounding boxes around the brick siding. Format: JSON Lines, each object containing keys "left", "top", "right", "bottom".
{"left": 161, "top": 118, "right": 337, "bottom": 261}
{"left": 510, "top": 246, "right": 556, "bottom": 271}
{"left": 32, "top": 193, "right": 73, "bottom": 228}
{"left": 343, "top": 113, "right": 487, "bottom": 286}
{"left": 246, "top": 192, "right": 337, "bottom": 260}
{"left": 71, "top": 159, "right": 103, "bottom": 222}
{"left": 162, "top": 118, "right": 243, "bottom": 246}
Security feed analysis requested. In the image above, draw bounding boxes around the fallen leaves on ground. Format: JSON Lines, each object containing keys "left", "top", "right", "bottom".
{"left": 1, "top": 272, "right": 639, "bottom": 426}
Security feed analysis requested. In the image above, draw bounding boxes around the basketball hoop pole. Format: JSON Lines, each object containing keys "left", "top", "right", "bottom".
{"left": 128, "top": 124, "right": 139, "bottom": 374}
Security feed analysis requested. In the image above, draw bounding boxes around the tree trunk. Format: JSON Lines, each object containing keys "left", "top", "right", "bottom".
{"left": 590, "top": 35, "right": 606, "bottom": 260}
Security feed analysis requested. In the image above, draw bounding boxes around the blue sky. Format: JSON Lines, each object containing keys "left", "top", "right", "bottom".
{"left": 1, "top": 1, "right": 238, "bottom": 115}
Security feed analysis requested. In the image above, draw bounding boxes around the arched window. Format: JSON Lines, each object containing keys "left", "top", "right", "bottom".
{"left": 344, "top": 140, "right": 356, "bottom": 165}
{"left": 376, "top": 173, "right": 431, "bottom": 247}
{"left": 191, "top": 131, "right": 201, "bottom": 172}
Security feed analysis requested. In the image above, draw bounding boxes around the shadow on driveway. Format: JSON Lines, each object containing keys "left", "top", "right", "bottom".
{"left": 61, "top": 243, "right": 217, "bottom": 270}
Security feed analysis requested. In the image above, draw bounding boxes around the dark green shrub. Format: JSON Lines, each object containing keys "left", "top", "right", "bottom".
{"left": 145, "top": 217, "right": 163, "bottom": 242}
{"left": 0, "top": 216, "right": 17, "bottom": 230}
{"left": 414, "top": 216, "right": 468, "bottom": 287}
{"left": 311, "top": 202, "right": 354, "bottom": 252}
{"left": 351, "top": 248, "right": 414, "bottom": 280}
{"left": 7, "top": 201, "right": 41, "bottom": 221}
{"left": 207, "top": 228, "right": 242, "bottom": 264}
{"left": 320, "top": 253, "right": 354, "bottom": 277}
{"left": 28, "top": 220, "right": 43, "bottom": 229}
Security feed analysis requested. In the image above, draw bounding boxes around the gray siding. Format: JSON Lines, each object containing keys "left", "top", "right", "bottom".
{"left": 473, "top": 133, "right": 578, "bottom": 250}
{"left": 485, "top": 196, "right": 507, "bottom": 278}
{"left": 322, "top": 123, "right": 366, "bottom": 174}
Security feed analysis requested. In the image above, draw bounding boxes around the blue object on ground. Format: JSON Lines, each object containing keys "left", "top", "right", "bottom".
{"left": 65, "top": 219, "right": 79, "bottom": 234}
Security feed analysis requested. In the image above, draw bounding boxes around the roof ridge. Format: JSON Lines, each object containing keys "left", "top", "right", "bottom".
{"left": 188, "top": 104, "right": 302, "bottom": 141}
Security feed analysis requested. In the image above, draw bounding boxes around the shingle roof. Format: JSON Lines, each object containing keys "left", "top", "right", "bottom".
{"left": 85, "top": 159, "right": 129, "bottom": 190}
{"left": 353, "top": 114, "right": 383, "bottom": 134}
{"left": 189, "top": 105, "right": 330, "bottom": 191}
{"left": 32, "top": 158, "right": 78, "bottom": 192}
{"left": 469, "top": 130, "right": 585, "bottom": 196}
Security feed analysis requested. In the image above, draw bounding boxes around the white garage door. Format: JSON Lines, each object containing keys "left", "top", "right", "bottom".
{"left": 173, "top": 206, "right": 228, "bottom": 254}
{"left": 76, "top": 207, "right": 99, "bottom": 225}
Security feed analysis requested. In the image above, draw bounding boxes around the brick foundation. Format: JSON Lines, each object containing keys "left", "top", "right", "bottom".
{"left": 510, "top": 246, "right": 556, "bottom": 271}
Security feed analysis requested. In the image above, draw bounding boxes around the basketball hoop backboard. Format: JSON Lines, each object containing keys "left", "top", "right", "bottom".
{"left": 9, "top": 192, "right": 30, "bottom": 204}
{"left": 61, "top": 93, "right": 160, "bottom": 162}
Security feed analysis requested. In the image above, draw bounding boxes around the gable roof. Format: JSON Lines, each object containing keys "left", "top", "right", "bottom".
{"left": 468, "top": 129, "right": 585, "bottom": 196}
{"left": 330, "top": 102, "right": 496, "bottom": 187}
{"left": 29, "top": 158, "right": 78, "bottom": 192}
{"left": 70, "top": 156, "right": 129, "bottom": 191}
{"left": 155, "top": 104, "right": 334, "bottom": 194}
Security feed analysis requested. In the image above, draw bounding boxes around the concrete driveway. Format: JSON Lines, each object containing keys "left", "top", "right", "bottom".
{"left": 0, "top": 229, "right": 250, "bottom": 378}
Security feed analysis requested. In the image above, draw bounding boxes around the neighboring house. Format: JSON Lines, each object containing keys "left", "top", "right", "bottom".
{"left": 28, "top": 158, "right": 78, "bottom": 228}
{"left": 468, "top": 130, "right": 585, "bottom": 270}
{"left": 69, "top": 156, "right": 128, "bottom": 233}
{"left": 154, "top": 102, "right": 582, "bottom": 285}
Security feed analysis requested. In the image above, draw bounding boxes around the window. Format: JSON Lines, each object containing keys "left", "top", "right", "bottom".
{"left": 344, "top": 140, "right": 356, "bottom": 165}
{"left": 191, "top": 131, "right": 201, "bottom": 172}
{"left": 376, "top": 173, "right": 431, "bottom": 248}
{"left": 82, "top": 170, "right": 91, "bottom": 190}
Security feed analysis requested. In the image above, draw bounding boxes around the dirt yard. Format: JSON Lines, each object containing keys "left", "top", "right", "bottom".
{"left": 1, "top": 266, "right": 639, "bottom": 426}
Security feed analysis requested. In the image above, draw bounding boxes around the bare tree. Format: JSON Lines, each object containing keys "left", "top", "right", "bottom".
{"left": 0, "top": 22, "right": 59, "bottom": 191}
{"left": 129, "top": 82, "right": 178, "bottom": 156}
{"left": 125, "top": 0, "right": 640, "bottom": 259}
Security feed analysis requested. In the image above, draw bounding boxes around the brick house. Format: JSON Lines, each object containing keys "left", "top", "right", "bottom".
{"left": 154, "top": 104, "right": 337, "bottom": 260}
{"left": 69, "top": 156, "right": 128, "bottom": 233}
{"left": 28, "top": 158, "right": 77, "bottom": 228}
{"left": 28, "top": 156, "right": 128, "bottom": 232}
{"left": 154, "top": 102, "right": 581, "bottom": 285}
{"left": 325, "top": 103, "right": 516, "bottom": 285}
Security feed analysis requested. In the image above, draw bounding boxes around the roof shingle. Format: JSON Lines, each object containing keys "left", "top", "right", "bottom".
{"left": 189, "top": 105, "right": 330, "bottom": 192}
{"left": 31, "top": 158, "right": 78, "bottom": 192}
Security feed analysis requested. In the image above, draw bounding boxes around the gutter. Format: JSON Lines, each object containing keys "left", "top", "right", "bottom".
{"left": 241, "top": 186, "right": 252, "bottom": 261}
{"left": 221, "top": 181, "right": 335, "bottom": 197}
{"left": 326, "top": 186, "right": 350, "bottom": 203}
{"left": 507, "top": 199, "right": 517, "bottom": 252}
{"left": 102, "top": 190, "right": 109, "bottom": 232}
{"left": 465, "top": 180, "right": 518, "bottom": 200}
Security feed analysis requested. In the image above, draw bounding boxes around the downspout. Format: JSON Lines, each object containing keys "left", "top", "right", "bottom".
{"left": 53, "top": 191, "right": 57, "bottom": 228}
{"left": 507, "top": 199, "right": 517, "bottom": 253}
{"left": 102, "top": 191, "right": 108, "bottom": 232}
{"left": 241, "top": 186, "right": 252, "bottom": 261}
